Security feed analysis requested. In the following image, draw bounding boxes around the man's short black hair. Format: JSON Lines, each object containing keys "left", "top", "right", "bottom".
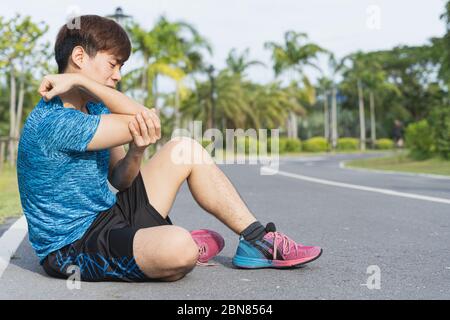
{"left": 55, "top": 15, "right": 131, "bottom": 73}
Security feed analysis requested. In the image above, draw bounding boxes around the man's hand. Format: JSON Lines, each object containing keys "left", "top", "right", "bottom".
{"left": 38, "top": 74, "right": 82, "bottom": 102}
{"left": 128, "top": 109, "right": 162, "bottom": 154}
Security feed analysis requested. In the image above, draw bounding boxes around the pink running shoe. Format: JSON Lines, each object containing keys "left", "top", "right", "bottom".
{"left": 232, "top": 223, "right": 322, "bottom": 269}
{"left": 190, "top": 229, "right": 225, "bottom": 266}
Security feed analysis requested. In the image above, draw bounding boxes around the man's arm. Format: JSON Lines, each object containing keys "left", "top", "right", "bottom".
{"left": 38, "top": 74, "right": 159, "bottom": 187}
{"left": 38, "top": 73, "right": 161, "bottom": 151}
{"left": 40, "top": 73, "right": 148, "bottom": 116}
{"left": 108, "top": 145, "right": 143, "bottom": 191}
{"left": 77, "top": 75, "right": 147, "bottom": 116}
{"left": 107, "top": 110, "right": 161, "bottom": 190}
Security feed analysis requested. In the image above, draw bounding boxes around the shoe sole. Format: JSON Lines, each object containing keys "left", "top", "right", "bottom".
{"left": 232, "top": 248, "right": 323, "bottom": 269}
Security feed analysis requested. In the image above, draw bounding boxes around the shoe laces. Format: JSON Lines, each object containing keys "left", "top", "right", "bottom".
{"left": 271, "top": 232, "right": 299, "bottom": 260}
{"left": 198, "top": 244, "right": 207, "bottom": 256}
{"left": 196, "top": 243, "right": 218, "bottom": 267}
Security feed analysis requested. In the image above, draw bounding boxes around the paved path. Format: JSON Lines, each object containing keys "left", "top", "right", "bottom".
{"left": 1, "top": 152, "right": 449, "bottom": 299}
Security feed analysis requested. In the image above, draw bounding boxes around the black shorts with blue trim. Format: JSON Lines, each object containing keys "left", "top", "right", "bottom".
{"left": 42, "top": 171, "right": 173, "bottom": 282}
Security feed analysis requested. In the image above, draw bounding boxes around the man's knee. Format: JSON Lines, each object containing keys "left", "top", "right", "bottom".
{"left": 134, "top": 226, "right": 199, "bottom": 279}
{"left": 167, "top": 137, "right": 213, "bottom": 165}
{"left": 168, "top": 227, "right": 199, "bottom": 272}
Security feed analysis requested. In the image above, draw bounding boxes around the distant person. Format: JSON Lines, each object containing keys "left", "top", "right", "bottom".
{"left": 393, "top": 120, "right": 405, "bottom": 148}
{"left": 16, "top": 15, "right": 322, "bottom": 282}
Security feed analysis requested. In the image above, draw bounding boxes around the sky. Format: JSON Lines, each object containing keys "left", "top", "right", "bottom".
{"left": 2, "top": 0, "right": 447, "bottom": 91}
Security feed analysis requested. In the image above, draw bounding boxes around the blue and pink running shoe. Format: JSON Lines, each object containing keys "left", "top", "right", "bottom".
{"left": 232, "top": 223, "right": 322, "bottom": 269}
{"left": 190, "top": 229, "right": 225, "bottom": 266}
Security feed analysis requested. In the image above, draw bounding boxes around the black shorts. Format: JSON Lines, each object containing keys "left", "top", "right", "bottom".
{"left": 42, "top": 171, "right": 173, "bottom": 282}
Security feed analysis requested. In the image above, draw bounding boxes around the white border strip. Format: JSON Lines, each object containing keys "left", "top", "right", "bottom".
{"left": 261, "top": 167, "right": 450, "bottom": 205}
{"left": 0, "top": 216, "right": 28, "bottom": 278}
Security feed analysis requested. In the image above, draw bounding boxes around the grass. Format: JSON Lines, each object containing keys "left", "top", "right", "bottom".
{"left": 345, "top": 151, "right": 450, "bottom": 176}
{"left": 0, "top": 164, "right": 23, "bottom": 224}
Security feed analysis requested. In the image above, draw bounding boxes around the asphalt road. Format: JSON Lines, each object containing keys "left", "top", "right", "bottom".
{"left": 1, "top": 152, "right": 449, "bottom": 299}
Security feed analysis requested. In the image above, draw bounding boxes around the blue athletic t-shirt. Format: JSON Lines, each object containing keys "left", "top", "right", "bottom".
{"left": 17, "top": 95, "right": 117, "bottom": 264}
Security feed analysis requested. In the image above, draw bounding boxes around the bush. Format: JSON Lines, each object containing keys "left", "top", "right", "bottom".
{"left": 337, "top": 138, "right": 359, "bottom": 151}
{"left": 235, "top": 136, "right": 262, "bottom": 155}
{"left": 428, "top": 106, "right": 450, "bottom": 160}
{"left": 265, "top": 137, "right": 302, "bottom": 154}
{"left": 303, "top": 137, "right": 329, "bottom": 152}
{"left": 284, "top": 138, "right": 302, "bottom": 153}
{"left": 374, "top": 138, "right": 394, "bottom": 150}
{"left": 266, "top": 137, "right": 285, "bottom": 154}
{"left": 201, "top": 139, "right": 214, "bottom": 149}
{"left": 405, "top": 120, "right": 434, "bottom": 160}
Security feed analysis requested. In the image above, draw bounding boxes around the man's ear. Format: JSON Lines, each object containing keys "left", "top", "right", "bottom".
{"left": 70, "top": 46, "right": 86, "bottom": 70}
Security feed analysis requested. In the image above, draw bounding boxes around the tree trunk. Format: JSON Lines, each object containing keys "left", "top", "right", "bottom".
{"left": 152, "top": 74, "right": 162, "bottom": 151}
{"left": 153, "top": 74, "right": 159, "bottom": 110}
{"left": 8, "top": 67, "right": 17, "bottom": 166}
{"left": 324, "top": 92, "right": 329, "bottom": 142}
{"left": 331, "top": 86, "right": 338, "bottom": 149}
{"left": 141, "top": 62, "right": 148, "bottom": 105}
{"left": 286, "top": 73, "right": 297, "bottom": 139}
{"left": 0, "top": 140, "right": 5, "bottom": 173}
{"left": 357, "top": 79, "right": 366, "bottom": 151}
{"left": 369, "top": 91, "right": 376, "bottom": 148}
{"left": 286, "top": 111, "right": 297, "bottom": 138}
{"left": 221, "top": 116, "right": 226, "bottom": 134}
{"left": 175, "top": 82, "right": 181, "bottom": 130}
{"left": 293, "top": 112, "right": 298, "bottom": 139}
{"left": 14, "top": 76, "right": 25, "bottom": 137}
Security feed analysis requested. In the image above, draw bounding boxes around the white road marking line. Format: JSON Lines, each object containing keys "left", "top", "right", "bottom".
{"left": 281, "top": 157, "right": 326, "bottom": 162}
{"left": 261, "top": 167, "right": 450, "bottom": 205}
{"left": 0, "top": 216, "right": 28, "bottom": 278}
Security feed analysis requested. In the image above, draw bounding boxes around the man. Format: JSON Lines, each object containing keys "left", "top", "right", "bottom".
{"left": 393, "top": 120, "right": 405, "bottom": 149}
{"left": 17, "top": 15, "right": 322, "bottom": 282}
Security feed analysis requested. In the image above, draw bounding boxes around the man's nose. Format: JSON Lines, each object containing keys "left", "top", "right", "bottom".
{"left": 112, "top": 69, "right": 122, "bottom": 82}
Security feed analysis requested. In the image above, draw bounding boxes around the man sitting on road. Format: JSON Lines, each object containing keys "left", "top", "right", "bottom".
{"left": 17, "top": 15, "right": 322, "bottom": 282}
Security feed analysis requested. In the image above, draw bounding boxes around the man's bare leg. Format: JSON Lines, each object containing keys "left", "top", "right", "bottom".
{"left": 132, "top": 137, "right": 258, "bottom": 280}
{"left": 140, "top": 137, "right": 257, "bottom": 234}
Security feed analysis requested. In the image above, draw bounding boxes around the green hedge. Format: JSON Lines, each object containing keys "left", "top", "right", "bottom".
{"left": 266, "top": 137, "right": 302, "bottom": 153}
{"left": 428, "top": 106, "right": 450, "bottom": 160}
{"left": 337, "top": 138, "right": 359, "bottom": 150}
{"left": 375, "top": 138, "right": 394, "bottom": 150}
{"left": 235, "top": 136, "right": 263, "bottom": 155}
{"left": 405, "top": 120, "right": 435, "bottom": 160}
{"left": 303, "top": 137, "right": 329, "bottom": 152}
{"left": 201, "top": 139, "right": 214, "bottom": 149}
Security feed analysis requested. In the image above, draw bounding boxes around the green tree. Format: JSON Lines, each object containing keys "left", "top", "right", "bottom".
{"left": 0, "top": 14, "right": 50, "bottom": 165}
{"left": 264, "top": 31, "right": 326, "bottom": 138}
{"left": 125, "top": 17, "right": 210, "bottom": 109}
{"left": 225, "top": 48, "right": 266, "bottom": 77}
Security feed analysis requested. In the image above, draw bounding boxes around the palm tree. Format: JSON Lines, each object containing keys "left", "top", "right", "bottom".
{"left": 124, "top": 17, "right": 211, "bottom": 153}
{"left": 244, "top": 81, "right": 307, "bottom": 130}
{"left": 341, "top": 52, "right": 392, "bottom": 149}
{"left": 341, "top": 52, "right": 370, "bottom": 150}
{"left": 317, "top": 77, "right": 332, "bottom": 142}
{"left": 180, "top": 69, "right": 249, "bottom": 131}
{"left": 125, "top": 17, "right": 210, "bottom": 110}
{"left": 264, "top": 31, "right": 326, "bottom": 138}
{"left": 225, "top": 48, "right": 266, "bottom": 77}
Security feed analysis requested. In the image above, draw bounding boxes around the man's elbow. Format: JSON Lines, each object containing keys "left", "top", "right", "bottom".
{"left": 108, "top": 176, "right": 131, "bottom": 192}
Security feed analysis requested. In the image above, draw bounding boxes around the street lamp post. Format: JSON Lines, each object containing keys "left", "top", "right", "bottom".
{"left": 106, "top": 7, "right": 132, "bottom": 92}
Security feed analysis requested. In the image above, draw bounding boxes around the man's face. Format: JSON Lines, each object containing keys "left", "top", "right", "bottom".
{"left": 82, "top": 50, "right": 124, "bottom": 89}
